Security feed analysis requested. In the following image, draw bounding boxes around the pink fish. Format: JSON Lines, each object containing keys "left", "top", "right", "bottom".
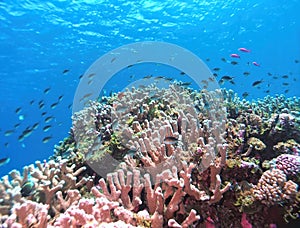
{"left": 230, "top": 53, "right": 240, "bottom": 58}
{"left": 238, "top": 47, "right": 251, "bottom": 52}
{"left": 252, "top": 61, "right": 260, "bottom": 67}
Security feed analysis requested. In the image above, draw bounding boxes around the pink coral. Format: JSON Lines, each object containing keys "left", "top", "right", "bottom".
{"left": 4, "top": 201, "right": 49, "bottom": 228}
{"left": 253, "top": 169, "right": 298, "bottom": 206}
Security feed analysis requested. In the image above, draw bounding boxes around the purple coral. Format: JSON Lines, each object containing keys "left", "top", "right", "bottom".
{"left": 275, "top": 154, "right": 300, "bottom": 177}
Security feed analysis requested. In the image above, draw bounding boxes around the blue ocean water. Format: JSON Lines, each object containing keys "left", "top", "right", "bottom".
{"left": 0, "top": 0, "right": 299, "bottom": 177}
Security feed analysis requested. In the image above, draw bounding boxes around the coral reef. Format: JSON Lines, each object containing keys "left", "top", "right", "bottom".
{"left": 0, "top": 158, "right": 93, "bottom": 222}
{"left": 0, "top": 85, "right": 299, "bottom": 227}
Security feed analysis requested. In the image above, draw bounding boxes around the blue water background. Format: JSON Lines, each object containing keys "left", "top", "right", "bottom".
{"left": 0, "top": 0, "right": 299, "bottom": 177}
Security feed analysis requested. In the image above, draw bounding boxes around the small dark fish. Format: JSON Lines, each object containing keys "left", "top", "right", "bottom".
{"left": 79, "top": 74, "right": 83, "bottom": 79}
{"left": 43, "top": 125, "right": 51, "bottom": 132}
{"left": 284, "top": 89, "right": 289, "bottom": 93}
{"left": 252, "top": 80, "right": 263, "bottom": 87}
{"left": 243, "top": 72, "right": 250, "bottom": 76}
{"left": 295, "top": 59, "right": 299, "bottom": 63}
{"left": 111, "top": 57, "right": 116, "bottom": 63}
{"left": 87, "top": 73, "right": 96, "bottom": 79}
{"left": 180, "top": 71, "right": 186, "bottom": 75}
{"left": 29, "top": 100, "right": 35, "bottom": 105}
{"left": 164, "top": 77, "right": 173, "bottom": 81}
{"left": 164, "top": 136, "right": 179, "bottom": 145}
{"left": 4, "top": 142, "right": 9, "bottom": 147}
{"left": 282, "top": 75, "right": 288, "bottom": 79}
{"left": 18, "top": 134, "right": 25, "bottom": 142}
{"left": 41, "top": 112, "right": 47, "bottom": 116}
{"left": 14, "top": 123, "right": 21, "bottom": 128}
{"left": 180, "top": 82, "right": 192, "bottom": 86}
{"left": 127, "top": 149, "right": 138, "bottom": 158}
{"left": 22, "top": 129, "right": 33, "bottom": 138}
{"left": 43, "top": 87, "right": 51, "bottom": 94}
{"left": 21, "top": 180, "right": 35, "bottom": 197}
{"left": 58, "top": 95, "right": 64, "bottom": 101}
{"left": 42, "top": 136, "right": 52, "bottom": 143}
{"left": 229, "top": 80, "right": 235, "bottom": 85}
{"left": 68, "top": 104, "right": 72, "bottom": 109}
{"left": 221, "top": 57, "right": 227, "bottom": 62}
{"left": 265, "top": 90, "right": 270, "bottom": 93}
{"left": 80, "top": 93, "right": 93, "bottom": 102}
{"left": 127, "top": 64, "right": 133, "bottom": 68}
{"left": 213, "top": 73, "right": 218, "bottom": 77}
{"left": 230, "top": 61, "right": 238, "bottom": 65}
{"left": 38, "top": 100, "right": 45, "bottom": 109}
{"left": 213, "top": 67, "right": 221, "bottom": 71}
{"left": 39, "top": 103, "right": 45, "bottom": 109}
{"left": 208, "top": 77, "right": 215, "bottom": 82}
{"left": 221, "top": 75, "right": 234, "bottom": 81}
{"left": 143, "top": 75, "right": 152, "bottom": 79}
{"left": 201, "top": 80, "right": 208, "bottom": 85}
{"left": 32, "top": 122, "right": 39, "bottom": 130}
{"left": 218, "top": 79, "right": 225, "bottom": 85}
{"left": 15, "top": 107, "right": 22, "bottom": 114}
{"left": 242, "top": 92, "right": 249, "bottom": 98}
{"left": 282, "top": 82, "right": 289, "bottom": 86}
{"left": 154, "top": 76, "right": 165, "bottom": 80}
{"left": 0, "top": 157, "right": 10, "bottom": 167}
{"left": 50, "top": 102, "right": 59, "bottom": 109}
{"left": 45, "top": 116, "right": 54, "bottom": 123}
{"left": 206, "top": 58, "right": 210, "bottom": 62}
{"left": 267, "top": 72, "right": 272, "bottom": 76}
{"left": 62, "top": 69, "right": 70, "bottom": 74}
{"left": 4, "top": 130, "right": 14, "bottom": 136}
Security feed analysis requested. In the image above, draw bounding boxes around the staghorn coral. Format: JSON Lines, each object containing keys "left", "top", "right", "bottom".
{"left": 2, "top": 200, "right": 49, "bottom": 228}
